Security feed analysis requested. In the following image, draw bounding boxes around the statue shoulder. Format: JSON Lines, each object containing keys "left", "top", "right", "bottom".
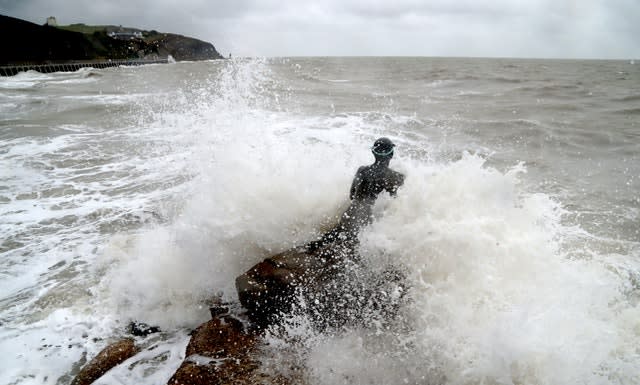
{"left": 355, "top": 165, "right": 369, "bottom": 177}
{"left": 389, "top": 168, "right": 405, "bottom": 183}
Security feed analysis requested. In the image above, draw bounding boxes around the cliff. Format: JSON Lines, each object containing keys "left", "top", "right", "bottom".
{"left": 0, "top": 14, "right": 224, "bottom": 65}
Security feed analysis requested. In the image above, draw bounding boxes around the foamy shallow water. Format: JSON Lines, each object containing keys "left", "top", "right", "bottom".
{"left": 0, "top": 58, "right": 638, "bottom": 384}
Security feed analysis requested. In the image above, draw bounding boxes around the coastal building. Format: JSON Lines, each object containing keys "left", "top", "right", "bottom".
{"left": 45, "top": 16, "right": 57, "bottom": 26}
{"left": 107, "top": 31, "right": 143, "bottom": 40}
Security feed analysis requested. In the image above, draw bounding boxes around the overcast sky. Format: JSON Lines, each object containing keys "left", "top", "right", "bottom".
{"left": 2, "top": 0, "right": 638, "bottom": 59}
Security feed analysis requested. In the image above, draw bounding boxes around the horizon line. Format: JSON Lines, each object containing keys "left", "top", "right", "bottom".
{"left": 226, "top": 55, "right": 638, "bottom": 61}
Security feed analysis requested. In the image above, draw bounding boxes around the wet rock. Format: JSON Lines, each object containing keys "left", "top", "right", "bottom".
{"left": 167, "top": 315, "right": 260, "bottom": 385}
{"left": 206, "top": 295, "right": 231, "bottom": 318}
{"left": 209, "top": 304, "right": 229, "bottom": 318}
{"left": 168, "top": 313, "right": 300, "bottom": 385}
{"left": 71, "top": 338, "right": 139, "bottom": 385}
{"left": 128, "top": 321, "right": 161, "bottom": 336}
{"left": 235, "top": 242, "right": 356, "bottom": 328}
{"left": 236, "top": 236, "right": 408, "bottom": 331}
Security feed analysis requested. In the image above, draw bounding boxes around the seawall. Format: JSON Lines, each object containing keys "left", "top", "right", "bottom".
{"left": 0, "top": 58, "right": 168, "bottom": 77}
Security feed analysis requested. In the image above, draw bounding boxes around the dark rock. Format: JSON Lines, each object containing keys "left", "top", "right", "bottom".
{"left": 209, "top": 305, "right": 229, "bottom": 318}
{"left": 236, "top": 231, "right": 408, "bottom": 331}
{"left": 235, "top": 242, "right": 356, "bottom": 329}
{"left": 168, "top": 314, "right": 300, "bottom": 384}
{"left": 206, "top": 295, "right": 231, "bottom": 318}
{"left": 153, "top": 33, "right": 223, "bottom": 61}
{"left": 185, "top": 316, "right": 254, "bottom": 359}
{"left": 128, "top": 321, "right": 161, "bottom": 336}
{"left": 71, "top": 338, "right": 140, "bottom": 385}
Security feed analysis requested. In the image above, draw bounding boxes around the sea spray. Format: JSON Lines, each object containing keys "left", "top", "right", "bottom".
{"left": 258, "top": 153, "right": 640, "bottom": 385}
{"left": 98, "top": 59, "right": 361, "bottom": 329}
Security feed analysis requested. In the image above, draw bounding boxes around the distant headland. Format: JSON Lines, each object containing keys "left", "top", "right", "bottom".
{"left": 0, "top": 14, "right": 224, "bottom": 66}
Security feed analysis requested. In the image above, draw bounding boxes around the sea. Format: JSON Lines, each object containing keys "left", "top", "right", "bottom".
{"left": 0, "top": 57, "right": 638, "bottom": 385}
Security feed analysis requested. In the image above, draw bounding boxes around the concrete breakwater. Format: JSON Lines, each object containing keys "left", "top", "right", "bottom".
{"left": 0, "top": 58, "right": 168, "bottom": 77}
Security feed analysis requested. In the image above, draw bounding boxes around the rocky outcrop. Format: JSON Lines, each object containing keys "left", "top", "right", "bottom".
{"left": 71, "top": 338, "right": 140, "bottom": 385}
{"left": 152, "top": 33, "right": 222, "bottom": 61}
{"left": 68, "top": 220, "right": 406, "bottom": 384}
{"left": 165, "top": 241, "right": 357, "bottom": 385}
{"left": 68, "top": 232, "right": 406, "bottom": 385}
{"left": 167, "top": 235, "right": 407, "bottom": 383}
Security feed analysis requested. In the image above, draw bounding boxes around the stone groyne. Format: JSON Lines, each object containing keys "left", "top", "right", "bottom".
{"left": 0, "top": 58, "right": 168, "bottom": 77}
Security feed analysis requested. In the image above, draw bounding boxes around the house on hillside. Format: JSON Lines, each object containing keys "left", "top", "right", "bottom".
{"left": 108, "top": 31, "right": 143, "bottom": 40}
{"left": 45, "top": 16, "right": 57, "bottom": 26}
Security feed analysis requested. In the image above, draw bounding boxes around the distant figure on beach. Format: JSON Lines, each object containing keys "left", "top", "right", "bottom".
{"left": 308, "top": 137, "right": 404, "bottom": 251}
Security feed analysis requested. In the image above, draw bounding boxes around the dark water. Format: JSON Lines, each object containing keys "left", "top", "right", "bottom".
{"left": 0, "top": 58, "right": 638, "bottom": 384}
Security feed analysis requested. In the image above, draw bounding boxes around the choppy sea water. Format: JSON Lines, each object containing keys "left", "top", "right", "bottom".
{"left": 0, "top": 57, "right": 638, "bottom": 384}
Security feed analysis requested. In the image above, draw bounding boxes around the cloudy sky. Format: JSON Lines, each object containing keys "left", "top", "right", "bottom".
{"left": 2, "top": 0, "right": 638, "bottom": 59}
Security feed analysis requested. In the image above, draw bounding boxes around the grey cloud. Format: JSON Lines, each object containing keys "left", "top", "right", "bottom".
{"left": 1, "top": 0, "right": 638, "bottom": 58}
{"left": 336, "top": 0, "right": 519, "bottom": 19}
